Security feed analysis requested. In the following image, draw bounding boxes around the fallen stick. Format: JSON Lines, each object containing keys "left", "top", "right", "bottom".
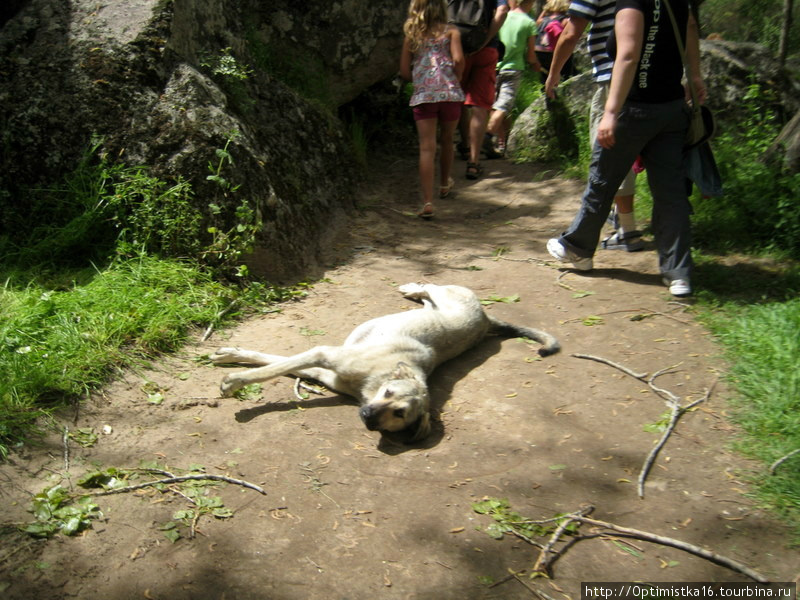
{"left": 201, "top": 299, "right": 239, "bottom": 342}
{"left": 294, "top": 377, "right": 325, "bottom": 400}
{"left": 573, "top": 514, "right": 770, "bottom": 583}
{"left": 62, "top": 426, "right": 70, "bottom": 473}
{"left": 571, "top": 353, "right": 648, "bottom": 380}
{"left": 573, "top": 353, "right": 717, "bottom": 498}
{"left": 90, "top": 474, "right": 266, "bottom": 496}
{"left": 532, "top": 506, "right": 595, "bottom": 575}
{"left": 769, "top": 448, "right": 800, "bottom": 475}
{"left": 637, "top": 380, "right": 716, "bottom": 498}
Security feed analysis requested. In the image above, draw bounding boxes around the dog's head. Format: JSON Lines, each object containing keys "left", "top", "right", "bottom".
{"left": 359, "top": 362, "right": 431, "bottom": 442}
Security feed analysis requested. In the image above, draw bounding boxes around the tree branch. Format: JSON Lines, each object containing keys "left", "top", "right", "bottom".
{"left": 572, "top": 514, "right": 770, "bottom": 583}
{"left": 90, "top": 474, "right": 266, "bottom": 496}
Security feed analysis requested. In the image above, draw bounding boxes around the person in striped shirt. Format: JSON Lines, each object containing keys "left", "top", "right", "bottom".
{"left": 545, "top": 0, "right": 644, "bottom": 253}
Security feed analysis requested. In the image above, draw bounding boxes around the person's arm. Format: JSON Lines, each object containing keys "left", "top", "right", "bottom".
{"left": 685, "top": 11, "right": 707, "bottom": 105}
{"left": 482, "top": 2, "right": 510, "bottom": 49}
{"left": 596, "top": 7, "right": 643, "bottom": 149}
{"left": 449, "top": 27, "right": 465, "bottom": 80}
{"left": 399, "top": 37, "right": 413, "bottom": 81}
{"left": 526, "top": 35, "right": 543, "bottom": 71}
{"left": 544, "top": 15, "right": 588, "bottom": 99}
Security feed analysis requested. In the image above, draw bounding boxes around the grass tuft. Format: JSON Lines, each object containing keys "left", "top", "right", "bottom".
{"left": 0, "top": 256, "right": 233, "bottom": 457}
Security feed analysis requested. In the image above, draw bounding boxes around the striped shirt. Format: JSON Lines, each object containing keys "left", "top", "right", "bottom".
{"left": 568, "top": 0, "right": 616, "bottom": 82}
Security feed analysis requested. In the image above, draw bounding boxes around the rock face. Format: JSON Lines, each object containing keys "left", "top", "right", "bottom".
{"left": 509, "top": 40, "right": 800, "bottom": 165}
{"left": 0, "top": 0, "right": 407, "bottom": 280}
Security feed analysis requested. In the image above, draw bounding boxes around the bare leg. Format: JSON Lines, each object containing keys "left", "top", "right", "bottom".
{"left": 415, "top": 117, "right": 438, "bottom": 214}
{"left": 439, "top": 119, "right": 458, "bottom": 191}
{"left": 487, "top": 108, "right": 506, "bottom": 138}
{"left": 468, "top": 105, "right": 489, "bottom": 165}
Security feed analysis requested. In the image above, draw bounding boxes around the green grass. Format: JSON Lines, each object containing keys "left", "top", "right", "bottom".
{"left": 701, "top": 299, "right": 800, "bottom": 533}
{"left": 0, "top": 257, "right": 236, "bottom": 457}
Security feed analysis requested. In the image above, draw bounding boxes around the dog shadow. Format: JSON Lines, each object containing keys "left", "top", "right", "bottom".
{"left": 234, "top": 395, "right": 358, "bottom": 423}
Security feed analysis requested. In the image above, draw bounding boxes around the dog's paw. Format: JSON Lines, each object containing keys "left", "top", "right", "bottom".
{"left": 398, "top": 283, "right": 426, "bottom": 298}
{"left": 210, "top": 348, "right": 242, "bottom": 364}
{"left": 219, "top": 375, "right": 244, "bottom": 398}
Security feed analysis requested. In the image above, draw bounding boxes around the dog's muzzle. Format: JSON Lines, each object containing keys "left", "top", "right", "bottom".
{"left": 359, "top": 405, "right": 381, "bottom": 430}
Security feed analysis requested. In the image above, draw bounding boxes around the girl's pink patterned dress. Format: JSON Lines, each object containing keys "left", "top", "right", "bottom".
{"left": 409, "top": 35, "right": 465, "bottom": 106}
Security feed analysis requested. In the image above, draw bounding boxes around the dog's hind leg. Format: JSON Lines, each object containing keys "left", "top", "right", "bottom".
{"left": 399, "top": 282, "right": 477, "bottom": 306}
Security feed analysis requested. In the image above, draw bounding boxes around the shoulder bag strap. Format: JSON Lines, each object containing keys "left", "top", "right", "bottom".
{"left": 663, "top": 0, "right": 699, "bottom": 108}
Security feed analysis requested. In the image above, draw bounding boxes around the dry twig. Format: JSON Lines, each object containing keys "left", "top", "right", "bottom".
{"left": 769, "top": 448, "right": 800, "bottom": 475}
{"left": 571, "top": 353, "right": 648, "bottom": 380}
{"left": 293, "top": 377, "right": 325, "bottom": 400}
{"left": 572, "top": 514, "right": 770, "bottom": 583}
{"left": 90, "top": 474, "right": 266, "bottom": 496}
{"left": 637, "top": 378, "right": 717, "bottom": 498}
{"left": 572, "top": 353, "right": 716, "bottom": 498}
{"left": 532, "top": 505, "right": 595, "bottom": 575}
{"left": 62, "top": 426, "right": 70, "bottom": 473}
{"left": 201, "top": 299, "right": 239, "bottom": 342}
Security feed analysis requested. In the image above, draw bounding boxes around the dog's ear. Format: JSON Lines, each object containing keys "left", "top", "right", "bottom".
{"left": 408, "top": 412, "right": 431, "bottom": 442}
{"left": 392, "top": 361, "right": 416, "bottom": 379}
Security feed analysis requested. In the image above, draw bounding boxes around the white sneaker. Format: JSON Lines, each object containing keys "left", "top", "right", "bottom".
{"left": 547, "top": 238, "right": 593, "bottom": 271}
{"left": 664, "top": 278, "right": 692, "bottom": 297}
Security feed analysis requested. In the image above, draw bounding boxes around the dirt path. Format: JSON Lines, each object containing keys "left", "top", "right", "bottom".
{"left": 2, "top": 152, "right": 797, "bottom": 599}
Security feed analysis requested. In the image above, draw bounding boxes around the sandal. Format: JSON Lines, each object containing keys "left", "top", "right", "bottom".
{"left": 466, "top": 162, "right": 483, "bottom": 180}
{"left": 601, "top": 230, "right": 644, "bottom": 252}
{"left": 439, "top": 177, "right": 454, "bottom": 199}
{"left": 417, "top": 202, "right": 434, "bottom": 219}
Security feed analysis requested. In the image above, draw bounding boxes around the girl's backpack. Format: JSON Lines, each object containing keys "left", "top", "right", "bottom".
{"left": 537, "top": 15, "right": 565, "bottom": 51}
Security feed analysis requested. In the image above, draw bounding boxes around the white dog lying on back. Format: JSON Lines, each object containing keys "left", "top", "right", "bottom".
{"left": 212, "top": 283, "right": 559, "bottom": 442}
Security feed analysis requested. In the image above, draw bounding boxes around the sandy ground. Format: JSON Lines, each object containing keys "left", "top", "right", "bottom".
{"left": 1, "top": 150, "right": 797, "bottom": 599}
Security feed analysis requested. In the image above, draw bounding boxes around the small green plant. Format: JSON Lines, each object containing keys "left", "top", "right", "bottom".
{"left": 643, "top": 411, "right": 671, "bottom": 433}
{"left": 200, "top": 47, "right": 253, "bottom": 81}
{"left": 163, "top": 489, "right": 234, "bottom": 542}
{"left": 234, "top": 383, "right": 262, "bottom": 401}
{"left": 202, "top": 131, "right": 261, "bottom": 279}
{"left": 22, "top": 465, "right": 241, "bottom": 542}
{"left": 472, "top": 497, "right": 552, "bottom": 541}
{"left": 23, "top": 485, "right": 102, "bottom": 538}
{"left": 199, "top": 47, "right": 256, "bottom": 114}
{"left": 480, "top": 294, "right": 520, "bottom": 305}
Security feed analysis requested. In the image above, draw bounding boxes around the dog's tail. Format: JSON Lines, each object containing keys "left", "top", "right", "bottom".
{"left": 487, "top": 316, "right": 561, "bottom": 357}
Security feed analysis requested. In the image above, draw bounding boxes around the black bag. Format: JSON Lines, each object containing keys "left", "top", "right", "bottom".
{"left": 448, "top": 0, "right": 491, "bottom": 54}
{"left": 685, "top": 104, "right": 716, "bottom": 149}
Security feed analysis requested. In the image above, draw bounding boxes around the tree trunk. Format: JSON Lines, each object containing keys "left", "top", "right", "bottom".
{"left": 764, "top": 109, "right": 800, "bottom": 173}
{"left": 778, "top": 0, "right": 794, "bottom": 67}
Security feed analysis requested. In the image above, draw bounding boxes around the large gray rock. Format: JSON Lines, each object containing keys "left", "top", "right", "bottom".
{"left": 0, "top": 0, "right": 406, "bottom": 280}
{"left": 509, "top": 40, "right": 800, "bottom": 164}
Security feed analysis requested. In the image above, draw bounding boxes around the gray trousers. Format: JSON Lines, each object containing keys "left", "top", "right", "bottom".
{"left": 558, "top": 99, "right": 693, "bottom": 281}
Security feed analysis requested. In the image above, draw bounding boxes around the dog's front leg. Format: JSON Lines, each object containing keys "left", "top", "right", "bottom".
{"left": 210, "top": 348, "right": 287, "bottom": 366}
{"left": 220, "top": 346, "right": 344, "bottom": 397}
